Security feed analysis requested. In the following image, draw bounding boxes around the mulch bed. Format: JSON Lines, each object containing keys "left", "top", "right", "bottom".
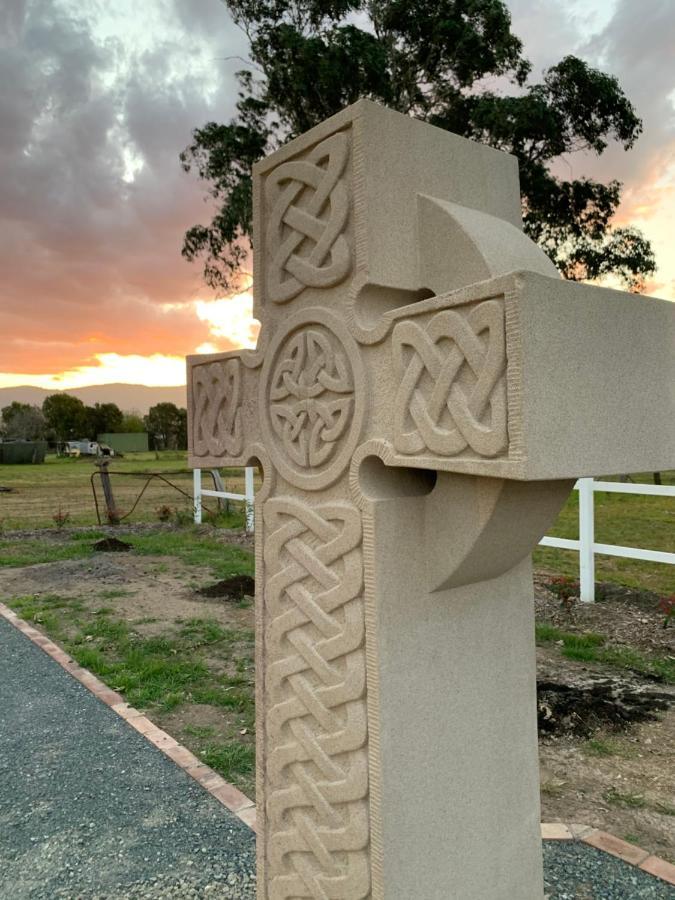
{"left": 537, "top": 677, "right": 672, "bottom": 738}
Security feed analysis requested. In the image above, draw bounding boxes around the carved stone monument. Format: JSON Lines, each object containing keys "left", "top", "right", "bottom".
{"left": 188, "top": 101, "right": 675, "bottom": 899}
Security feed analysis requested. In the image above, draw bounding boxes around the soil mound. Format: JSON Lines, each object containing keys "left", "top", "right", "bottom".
{"left": 198, "top": 574, "right": 254, "bottom": 601}
{"left": 93, "top": 537, "right": 132, "bottom": 553}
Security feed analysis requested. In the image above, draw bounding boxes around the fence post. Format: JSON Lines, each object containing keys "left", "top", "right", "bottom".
{"left": 95, "top": 459, "right": 119, "bottom": 525}
{"left": 193, "top": 468, "right": 202, "bottom": 525}
{"left": 579, "top": 478, "right": 595, "bottom": 602}
{"left": 244, "top": 466, "right": 255, "bottom": 533}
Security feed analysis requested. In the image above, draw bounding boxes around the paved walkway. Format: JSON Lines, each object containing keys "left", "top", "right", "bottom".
{"left": 0, "top": 617, "right": 256, "bottom": 899}
{"left": 1, "top": 616, "right": 673, "bottom": 899}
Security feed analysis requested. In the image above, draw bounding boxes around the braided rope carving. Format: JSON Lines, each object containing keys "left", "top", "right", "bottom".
{"left": 267, "top": 132, "right": 352, "bottom": 304}
{"left": 192, "top": 359, "right": 243, "bottom": 457}
{"left": 392, "top": 300, "right": 508, "bottom": 458}
{"left": 263, "top": 497, "right": 370, "bottom": 899}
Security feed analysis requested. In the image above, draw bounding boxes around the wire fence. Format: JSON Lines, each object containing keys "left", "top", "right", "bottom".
{"left": 0, "top": 460, "right": 251, "bottom": 530}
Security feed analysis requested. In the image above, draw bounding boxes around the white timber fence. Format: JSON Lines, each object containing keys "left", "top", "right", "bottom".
{"left": 193, "top": 467, "right": 255, "bottom": 532}
{"left": 192, "top": 471, "right": 674, "bottom": 595}
{"left": 539, "top": 477, "right": 675, "bottom": 603}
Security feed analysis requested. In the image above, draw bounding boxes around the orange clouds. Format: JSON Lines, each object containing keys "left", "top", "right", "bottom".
{"left": 195, "top": 290, "right": 260, "bottom": 349}
{"left": 0, "top": 289, "right": 259, "bottom": 388}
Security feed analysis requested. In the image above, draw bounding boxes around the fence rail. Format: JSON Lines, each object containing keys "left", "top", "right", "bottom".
{"left": 193, "top": 468, "right": 255, "bottom": 532}
{"left": 191, "top": 471, "right": 673, "bottom": 597}
{"left": 539, "top": 477, "right": 675, "bottom": 602}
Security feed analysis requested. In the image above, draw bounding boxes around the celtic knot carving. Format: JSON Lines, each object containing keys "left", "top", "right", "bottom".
{"left": 192, "top": 359, "right": 243, "bottom": 457}
{"left": 263, "top": 497, "right": 370, "bottom": 900}
{"left": 267, "top": 323, "right": 356, "bottom": 486}
{"left": 267, "top": 132, "right": 352, "bottom": 304}
{"left": 392, "top": 299, "right": 508, "bottom": 458}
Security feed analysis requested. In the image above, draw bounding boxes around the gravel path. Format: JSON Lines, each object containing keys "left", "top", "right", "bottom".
{"left": 1, "top": 616, "right": 672, "bottom": 899}
{"left": 543, "top": 841, "right": 674, "bottom": 898}
{"left": 0, "top": 617, "right": 256, "bottom": 900}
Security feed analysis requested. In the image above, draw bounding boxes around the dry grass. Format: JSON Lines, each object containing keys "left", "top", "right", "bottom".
{"left": 0, "top": 453, "right": 254, "bottom": 529}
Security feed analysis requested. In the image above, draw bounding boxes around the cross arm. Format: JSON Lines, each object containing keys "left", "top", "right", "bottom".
{"left": 186, "top": 349, "right": 262, "bottom": 469}
{"left": 365, "top": 270, "right": 675, "bottom": 481}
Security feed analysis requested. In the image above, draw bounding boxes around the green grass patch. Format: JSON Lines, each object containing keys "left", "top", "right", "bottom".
{"left": 594, "top": 646, "right": 675, "bottom": 683}
{"left": 584, "top": 737, "right": 634, "bottom": 758}
{"left": 191, "top": 684, "right": 254, "bottom": 715}
{"left": 178, "top": 618, "right": 254, "bottom": 648}
{"left": 654, "top": 801, "right": 675, "bottom": 817}
{"left": 535, "top": 622, "right": 675, "bottom": 683}
{"left": 604, "top": 788, "right": 648, "bottom": 810}
{"left": 199, "top": 743, "right": 255, "bottom": 783}
{"left": 127, "top": 530, "right": 253, "bottom": 578}
{"left": 0, "top": 537, "right": 95, "bottom": 567}
{"left": 535, "top": 623, "right": 565, "bottom": 643}
{"left": 585, "top": 738, "right": 618, "bottom": 757}
{"left": 0, "top": 524, "right": 253, "bottom": 576}
{"left": 98, "top": 589, "right": 131, "bottom": 600}
{"left": 183, "top": 724, "right": 216, "bottom": 739}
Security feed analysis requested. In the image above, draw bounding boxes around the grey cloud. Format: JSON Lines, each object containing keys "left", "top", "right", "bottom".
{"left": 0, "top": 0, "right": 249, "bottom": 375}
{"left": 506, "top": 0, "right": 675, "bottom": 187}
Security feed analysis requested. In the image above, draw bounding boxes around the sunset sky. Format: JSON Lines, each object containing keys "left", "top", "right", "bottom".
{"left": 1, "top": 0, "right": 674, "bottom": 390}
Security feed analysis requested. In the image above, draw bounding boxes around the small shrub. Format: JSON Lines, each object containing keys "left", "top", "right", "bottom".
{"left": 156, "top": 504, "right": 174, "bottom": 523}
{"left": 548, "top": 576, "right": 580, "bottom": 602}
{"left": 175, "top": 507, "right": 194, "bottom": 526}
{"left": 106, "top": 509, "right": 121, "bottom": 526}
{"left": 53, "top": 507, "right": 70, "bottom": 529}
{"left": 657, "top": 595, "right": 675, "bottom": 629}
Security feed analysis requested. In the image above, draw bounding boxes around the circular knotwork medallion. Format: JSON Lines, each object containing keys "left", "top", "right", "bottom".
{"left": 260, "top": 309, "right": 364, "bottom": 490}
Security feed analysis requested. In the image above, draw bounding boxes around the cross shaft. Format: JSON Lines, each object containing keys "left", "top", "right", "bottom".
{"left": 188, "top": 101, "right": 675, "bottom": 900}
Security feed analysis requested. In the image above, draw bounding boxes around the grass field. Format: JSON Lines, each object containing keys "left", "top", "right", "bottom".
{"left": 0, "top": 452, "right": 252, "bottom": 529}
{"left": 0, "top": 526, "right": 253, "bottom": 573}
{"left": 533, "top": 472, "right": 675, "bottom": 595}
{"left": 1, "top": 455, "right": 673, "bottom": 594}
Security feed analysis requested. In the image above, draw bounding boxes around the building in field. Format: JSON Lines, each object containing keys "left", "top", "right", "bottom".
{"left": 0, "top": 440, "right": 47, "bottom": 464}
{"left": 97, "top": 432, "right": 149, "bottom": 454}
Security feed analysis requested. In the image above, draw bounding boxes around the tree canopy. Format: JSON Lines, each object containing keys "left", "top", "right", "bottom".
{"left": 1, "top": 403, "right": 46, "bottom": 441}
{"left": 144, "top": 403, "right": 188, "bottom": 451}
{"left": 40, "top": 396, "right": 129, "bottom": 442}
{"left": 42, "top": 393, "right": 88, "bottom": 441}
{"left": 181, "top": 0, "right": 655, "bottom": 292}
{"left": 85, "top": 402, "right": 124, "bottom": 438}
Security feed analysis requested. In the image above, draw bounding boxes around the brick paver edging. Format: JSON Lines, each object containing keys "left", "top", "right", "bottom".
{"left": 2, "top": 601, "right": 674, "bottom": 886}
{"left": 540, "top": 822, "right": 675, "bottom": 885}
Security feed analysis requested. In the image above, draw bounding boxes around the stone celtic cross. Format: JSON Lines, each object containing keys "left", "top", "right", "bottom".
{"left": 188, "top": 101, "right": 675, "bottom": 899}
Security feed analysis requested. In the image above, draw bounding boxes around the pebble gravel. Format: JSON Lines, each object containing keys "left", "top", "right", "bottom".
{"left": 543, "top": 837, "right": 674, "bottom": 899}
{"left": 1, "top": 617, "right": 672, "bottom": 898}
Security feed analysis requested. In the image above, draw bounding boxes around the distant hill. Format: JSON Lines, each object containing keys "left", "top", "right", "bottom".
{"left": 0, "top": 383, "right": 187, "bottom": 415}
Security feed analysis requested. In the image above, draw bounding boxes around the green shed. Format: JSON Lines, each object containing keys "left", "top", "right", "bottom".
{"left": 0, "top": 441, "right": 48, "bottom": 464}
{"left": 98, "top": 432, "right": 149, "bottom": 454}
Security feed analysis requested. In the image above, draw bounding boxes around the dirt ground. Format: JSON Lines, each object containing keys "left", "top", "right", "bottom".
{"left": 1, "top": 531, "right": 673, "bottom": 861}
{"left": 0, "top": 550, "right": 253, "bottom": 635}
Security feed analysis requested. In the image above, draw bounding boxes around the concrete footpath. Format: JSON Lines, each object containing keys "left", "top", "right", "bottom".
{"left": 1, "top": 615, "right": 673, "bottom": 899}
